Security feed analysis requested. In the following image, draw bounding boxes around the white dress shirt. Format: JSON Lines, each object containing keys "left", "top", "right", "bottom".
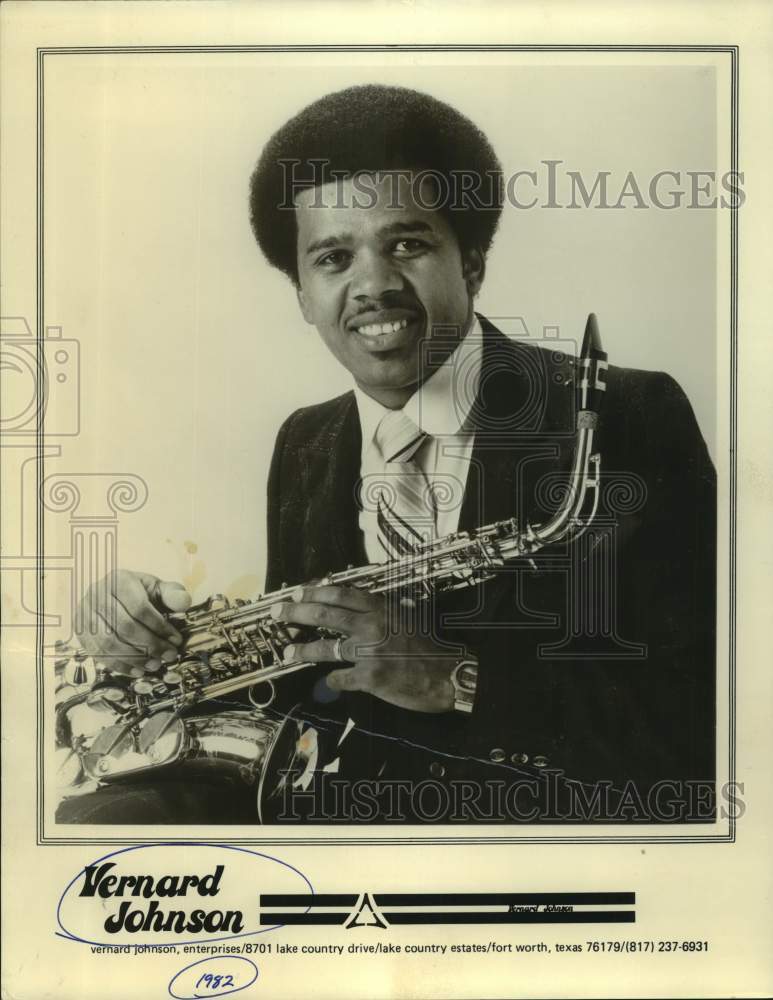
{"left": 354, "top": 317, "right": 483, "bottom": 563}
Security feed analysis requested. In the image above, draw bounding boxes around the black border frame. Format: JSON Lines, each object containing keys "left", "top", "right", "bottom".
{"left": 35, "top": 44, "right": 738, "bottom": 847}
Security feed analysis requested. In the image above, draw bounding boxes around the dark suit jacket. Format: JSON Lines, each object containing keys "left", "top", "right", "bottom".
{"left": 265, "top": 317, "right": 716, "bottom": 820}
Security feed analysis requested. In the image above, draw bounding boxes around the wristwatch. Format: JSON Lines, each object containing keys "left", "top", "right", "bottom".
{"left": 450, "top": 657, "right": 478, "bottom": 714}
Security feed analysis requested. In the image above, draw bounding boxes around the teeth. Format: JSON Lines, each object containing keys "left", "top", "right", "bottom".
{"left": 356, "top": 318, "right": 408, "bottom": 336}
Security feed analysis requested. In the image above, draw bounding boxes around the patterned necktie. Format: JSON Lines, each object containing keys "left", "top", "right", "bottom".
{"left": 373, "top": 410, "right": 437, "bottom": 559}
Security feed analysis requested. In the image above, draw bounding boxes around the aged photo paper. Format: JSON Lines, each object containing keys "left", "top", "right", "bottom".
{"left": 2, "top": 1, "right": 772, "bottom": 997}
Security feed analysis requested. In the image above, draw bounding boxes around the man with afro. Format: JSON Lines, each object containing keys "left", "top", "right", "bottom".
{"left": 68, "top": 84, "right": 716, "bottom": 824}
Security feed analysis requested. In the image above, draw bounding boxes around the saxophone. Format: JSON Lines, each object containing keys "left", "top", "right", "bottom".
{"left": 55, "top": 316, "right": 607, "bottom": 818}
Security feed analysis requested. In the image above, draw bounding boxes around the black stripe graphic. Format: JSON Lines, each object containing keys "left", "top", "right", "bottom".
{"left": 259, "top": 891, "right": 636, "bottom": 927}
{"left": 260, "top": 894, "right": 358, "bottom": 908}
{"left": 261, "top": 913, "right": 349, "bottom": 925}
{"left": 382, "top": 911, "right": 635, "bottom": 925}
{"left": 374, "top": 892, "right": 635, "bottom": 906}
{"left": 259, "top": 910, "right": 635, "bottom": 927}
{"left": 260, "top": 892, "right": 634, "bottom": 907}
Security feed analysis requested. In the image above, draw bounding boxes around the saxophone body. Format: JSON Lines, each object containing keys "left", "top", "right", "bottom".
{"left": 55, "top": 317, "right": 608, "bottom": 812}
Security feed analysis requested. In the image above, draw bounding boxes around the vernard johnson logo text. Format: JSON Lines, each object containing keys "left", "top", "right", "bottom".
{"left": 57, "top": 844, "right": 312, "bottom": 947}
{"left": 78, "top": 863, "right": 242, "bottom": 935}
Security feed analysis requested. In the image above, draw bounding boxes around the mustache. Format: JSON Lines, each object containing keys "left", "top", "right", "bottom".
{"left": 346, "top": 298, "right": 425, "bottom": 329}
{"left": 348, "top": 297, "right": 421, "bottom": 317}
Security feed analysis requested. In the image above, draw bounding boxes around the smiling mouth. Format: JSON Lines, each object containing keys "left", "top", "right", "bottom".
{"left": 353, "top": 317, "right": 410, "bottom": 338}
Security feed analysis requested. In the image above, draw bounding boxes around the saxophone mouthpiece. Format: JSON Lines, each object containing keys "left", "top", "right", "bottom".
{"left": 581, "top": 312, "right": 602, "bottom": 358}
{"left": 577, "top": 313, "right": 608, "bottom": 416}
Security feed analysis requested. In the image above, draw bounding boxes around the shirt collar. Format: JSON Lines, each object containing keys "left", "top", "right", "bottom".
{"left": 354, "top": 315, "right": 483, "bottom": 451}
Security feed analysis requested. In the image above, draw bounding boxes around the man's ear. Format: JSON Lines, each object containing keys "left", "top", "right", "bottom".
{"left": 295, "top": 283, "right": 315, "bottom": 324}
{"left": 462, "top": 247, "right": 485, "bottom": 297}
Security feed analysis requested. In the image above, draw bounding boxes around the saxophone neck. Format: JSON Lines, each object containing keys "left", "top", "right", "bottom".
{"left": 529, "top": 314, "right": 607, "bottom": 546}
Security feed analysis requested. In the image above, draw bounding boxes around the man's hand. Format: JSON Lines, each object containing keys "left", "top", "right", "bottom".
{"left": 77, "top": 569, "right": 192, "bottom": 675}
{"left": 270, "top": 584, "right": 460, "bottom": 713}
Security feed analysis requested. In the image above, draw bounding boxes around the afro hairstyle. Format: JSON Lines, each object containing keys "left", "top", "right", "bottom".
{"left": 248, "top": 83, "right": 504, "bottom": 284}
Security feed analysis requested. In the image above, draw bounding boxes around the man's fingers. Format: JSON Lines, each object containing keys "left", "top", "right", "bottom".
{"left": 100, "top": 596, "right": 178, "bottom": 659}
{"left": 281, "top": 638, "right": 338, "bottom": 664}
{"left": 271, "top": 600, "right": 361, "bottom": 633}
{"left": 157, "top": 580, "right": 193, "bottom": 613}
{"left": 289, "top": 584, "right": 375, "bottom": 613}
{"left": 119, "top": 572, "right": 187, "bottom": 644}
{"left": 79, "top": 609, "right": 149, "bottom": 675}
{"left": 282, "top": 636, "right": 374, "bottom": 665}
{"left": 135, "top": 571, "right": 192, "bottom": 612}
{"left": 75, "top": 569, "right": 190, "bottom": 665}
{"left": 325, "top": 666, "right": 369, "bottom": 693}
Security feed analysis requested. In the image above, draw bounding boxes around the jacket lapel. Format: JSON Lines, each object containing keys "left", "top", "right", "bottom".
{"left": 459, "top": 318, "right": 575, "bottom": 533}
{"left": 293, "top": 394, "right": 366, "bottom": 577}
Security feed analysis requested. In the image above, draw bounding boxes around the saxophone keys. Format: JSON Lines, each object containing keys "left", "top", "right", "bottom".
{"left": 132, "top": 678, "right": 156, "bottom": 696}
{"left": 63, "top": 657, "right": 96, "bottom": 688}
{"left": 209, "top": 653, "right": 235, "bottom": 674}
{"left": 86, "top": 685, "right": 126, "bottom": 707}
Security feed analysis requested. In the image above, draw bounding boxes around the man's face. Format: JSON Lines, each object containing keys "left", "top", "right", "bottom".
{"left": 294, "top": 173, "right": 483, "bottom": 407}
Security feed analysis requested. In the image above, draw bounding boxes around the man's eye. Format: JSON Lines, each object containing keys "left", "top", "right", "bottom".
{"left": 317, "top": 250, "right": 351, "bottom": 269}
{"left": 393, "top": 238, "right": 430, "bottom": 256}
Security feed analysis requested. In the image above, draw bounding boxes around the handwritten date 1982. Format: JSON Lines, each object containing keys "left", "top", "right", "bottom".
{"left": 197, "top": 974, "right": 235, "bottom": 990}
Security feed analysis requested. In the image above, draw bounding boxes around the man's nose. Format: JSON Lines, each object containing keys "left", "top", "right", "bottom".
{"left": 348, "top": 250, "right": 405, "bottom": 299}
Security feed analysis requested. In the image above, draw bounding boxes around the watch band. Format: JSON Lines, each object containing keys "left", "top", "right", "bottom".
{"left": 450, "top": 657, "right": 478, "bottom": 714}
